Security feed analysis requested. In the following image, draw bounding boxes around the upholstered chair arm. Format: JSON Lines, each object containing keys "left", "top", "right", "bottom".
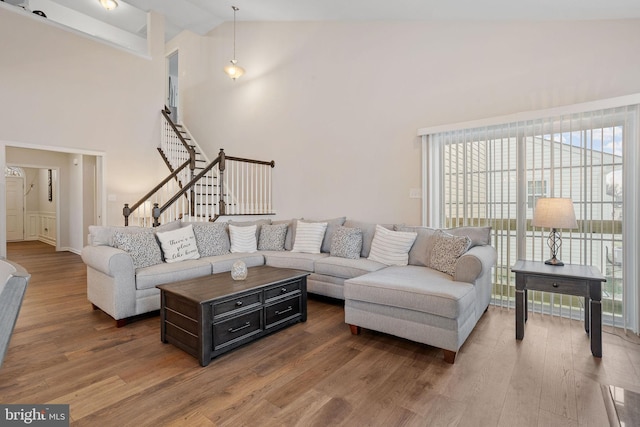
{"left": 81, "top": 245, "right": 134, "bottom": 278}
{"left": 454, "top": 245, "right": 497, "bottom": 284}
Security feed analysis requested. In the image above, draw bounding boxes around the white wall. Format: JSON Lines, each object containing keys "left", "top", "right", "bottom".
{"left": 169, "top": 20, "right": 640, "bottom": 225}
{"left": 0, "top": 7, "right": 166, "bottom": 232}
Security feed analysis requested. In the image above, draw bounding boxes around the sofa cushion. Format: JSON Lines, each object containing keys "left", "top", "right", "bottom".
{"left": 447, "top": 226, "right": 491, "bottom": 247}
{"left": 89, "top": 225, "right": 146, "bottom": 247}
{"left": 258, "top": 223, "right": 288, "bottom": 251}
{"left": 203, "top": 253, "right": 265, "bottom": 274}
{"left": 367, "top": 225, "right": 417, "bottom": 266}
{"left": 344, "top": 265, "right": 476, "bottom": 320}
{"left": 156, "top": 224, "right": 200, "bottom": 263}
{"left": 343, "top": 220, "right": 393, "bottom": 258}
{"left": 262, "top": 251, "right": 329, "bottom": 272}
{"left": 314, "top": 256, "right": 386, "bottom": 279}
{"left": 430, "top": 230, "right": 472, "bottom": 276}
{"left": 190, "top": 222, "right": 230, "bottom": 257}
{"left": 292, "top": 221, "right": 327, "bottom": 254}
{"left": 229, "top": 224, "right": 257, "bottom": 253}
{"left": 113, "top": 231, "right": 163, "bottom": 269}
{"left": 135, "top": 258, "right": 212, "bottom": 290}
{"left": 330, "top": 226, "right": 363, "bottom": 259}
{"left": 395, "top": 225, "right": 437, "bottom": 267}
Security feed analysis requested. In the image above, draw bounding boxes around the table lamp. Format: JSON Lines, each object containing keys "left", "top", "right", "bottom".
{"left": 532, "top": 198, "right": 578, "bottom": 266}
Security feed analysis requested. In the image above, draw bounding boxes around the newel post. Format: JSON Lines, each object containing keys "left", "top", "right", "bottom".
{"left": 218, "top": 149, "right": 226, "bottom": 216}
{"left": 152, "top": 203, "right": 161, "bottom": 227}
{"left": 123, "top": 204, "right": 131, "bottom": 226}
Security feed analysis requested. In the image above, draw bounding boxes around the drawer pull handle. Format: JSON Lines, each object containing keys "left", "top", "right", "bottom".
{"left": 228, "top": 322, "right": 251, "bottom": 333}
{"left": 281, "top": 287, "right": 288, "bottom": 293}
{"left": 235, "top": 301, "right": 243, "bottom": 307}
{"left": 553, "top": 283, "right": 559, "bottom": 288}
{"left": 275, "top": 306, "right": 293, "bottom": 315}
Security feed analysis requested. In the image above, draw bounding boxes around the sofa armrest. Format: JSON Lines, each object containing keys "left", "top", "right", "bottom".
{"left": 454, "top": 245, "right": 497, "bottom": 284}
{"left": 81, "top": 245, "right": 134, "bottom": 278}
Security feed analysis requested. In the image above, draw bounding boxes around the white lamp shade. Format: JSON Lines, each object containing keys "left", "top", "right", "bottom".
{"left": 532, "top": 198, "right": 578, "bottom": 229}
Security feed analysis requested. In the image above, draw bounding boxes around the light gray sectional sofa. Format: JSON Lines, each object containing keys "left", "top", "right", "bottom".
{"left": 81, "top": 217, "right": 496, "bottom": 362}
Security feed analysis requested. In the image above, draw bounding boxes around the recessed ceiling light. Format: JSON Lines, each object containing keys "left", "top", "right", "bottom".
{"left": 99, "top": 0, "right": 118, "bottom": 11}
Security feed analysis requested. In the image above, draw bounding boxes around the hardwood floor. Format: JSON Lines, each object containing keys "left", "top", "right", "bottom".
{"left": 1, "top": 241, "right": 639, "bottom": 426}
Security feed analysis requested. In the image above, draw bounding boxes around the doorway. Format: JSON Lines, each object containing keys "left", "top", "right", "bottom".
{"left": 5, "top": 167, "right": 25, "bottom": 241}
{"left": 167, "top": 50, "right": 179, "bottom": 122}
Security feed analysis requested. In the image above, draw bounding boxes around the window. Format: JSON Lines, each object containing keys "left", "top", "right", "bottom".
{"left": 527, "top": 180, "right": 547, "bottom": 209}
{"left": 419, "top": 100, "right": 640, "bottom": 333}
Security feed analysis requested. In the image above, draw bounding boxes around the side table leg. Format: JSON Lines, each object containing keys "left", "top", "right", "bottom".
{"left": 516, "top": 289, "right": 525, "bottom": 340}
{"left": 590, "top": 299, "right": 602, "bottom": 358}
{"left": 584, "top": 296, "right": 590, "bottom": 333}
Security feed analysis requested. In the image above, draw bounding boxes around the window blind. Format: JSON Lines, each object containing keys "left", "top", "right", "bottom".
{"left": 420, "top": 102, "right": 639, "bottom": 333}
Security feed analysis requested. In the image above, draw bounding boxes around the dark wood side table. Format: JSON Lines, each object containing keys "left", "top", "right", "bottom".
{"left": 511, "top": 260, "right": 606, "bottom": 357}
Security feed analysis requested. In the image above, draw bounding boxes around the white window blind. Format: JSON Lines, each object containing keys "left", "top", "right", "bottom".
{"left": 419, "top": 101, "right": 640, "bottom": 333}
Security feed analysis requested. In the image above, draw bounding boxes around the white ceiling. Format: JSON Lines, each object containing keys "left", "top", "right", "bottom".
{"left": 12, "top": 0, "right": 640, "bottom": 42}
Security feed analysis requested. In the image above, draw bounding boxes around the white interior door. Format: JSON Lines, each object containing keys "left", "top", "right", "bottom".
{"left": 6, "top": 176, "right": 24, "bottom": 241}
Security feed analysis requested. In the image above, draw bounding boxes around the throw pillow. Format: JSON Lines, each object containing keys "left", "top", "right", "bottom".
{"left": 229, "top": 224, "right": 257, "bottom": 253}
{"left": 155, "top": 224, "right": 201, "bottom": 263}
{"left": 258, "top": 223, "right": 288, "bottom": 251}
{"left": 330, "top": 226, "right": 363, "bottom": 259}
{"left": 430, "top": 230, "right": 472, "bottom": 276}
{"left": 367, "top": 225, "right": 417, "bottom": 266}
{"left": 395, "top": 225, "right": 437, "bottom": 267}
{"left": 291, "top": 221, "right": 327, "bottom": 254}
{"left": 190, "top": 222, "right": 230, "bottom": 257}
{"left": 113, "top": 230, "right": 163, "bottom": 269}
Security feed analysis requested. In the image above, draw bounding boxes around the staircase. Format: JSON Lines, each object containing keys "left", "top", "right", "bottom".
{"left": 123, "top": 109, "right": 275, "bottom": 226}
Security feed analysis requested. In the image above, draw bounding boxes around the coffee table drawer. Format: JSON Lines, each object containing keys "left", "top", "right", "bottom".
{"left": 265, "top": 279, "right": 302, "bottom": 301}
{"left": 213, "top": 291, "right": 262, "bottom": 318}
{"left": 525, "top": 275, "right": 588, "bottom": 297}
{"left": 265, "top": 295, "right": 301, "bottom": 328}
{"left": 213, "top": 308, "right": 262, "bottom": 349}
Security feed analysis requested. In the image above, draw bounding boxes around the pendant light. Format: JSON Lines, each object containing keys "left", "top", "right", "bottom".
{"left": 223, "top": 6, "right": 245, "bottom": 80}
{"left": 99, "top": 0, "right": 118, "bottom": 11}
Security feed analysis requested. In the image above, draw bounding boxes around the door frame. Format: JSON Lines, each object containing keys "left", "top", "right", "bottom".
{"left": 0, "top": 140, "right": 106, "bottom": 258}
{"left": 5, "top": 173, "right": 25, "bottom": 242}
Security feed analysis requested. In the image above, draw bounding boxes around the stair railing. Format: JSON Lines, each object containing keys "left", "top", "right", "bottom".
{"left": 160, "top": 107, "right": 196, "bottom": 184}
{"left": 124, "top": 149, "right": 276, "bottom": 226}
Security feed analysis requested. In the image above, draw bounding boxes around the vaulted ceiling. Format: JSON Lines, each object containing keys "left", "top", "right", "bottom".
{"left": 8, "top": 0, "right": 640, "bottom": 42}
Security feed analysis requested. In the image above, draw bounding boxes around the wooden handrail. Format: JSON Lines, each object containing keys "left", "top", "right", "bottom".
{"left": 123, "top": 159, "right": 191, "bottom": 226}
{"left": 162, "top": 107, "right": 196, "bottom": 170}
{"left": 225, "top": 156, "right": 275, "bottom": 168}
{"left": 153, "top": 155, "right": 223, "bottom": 226}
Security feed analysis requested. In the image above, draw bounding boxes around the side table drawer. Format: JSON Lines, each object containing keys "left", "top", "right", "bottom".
{"left": 213, "top": 291, "right": 262, "bottom": 318}
{"left": 265, "top": 279, "right": 301, "bottom": 301}
{"left": 525, "top": 275, "right": 588, "bottom": 297}
{"left": 265, "top": 295, "right": 301, "bottom": 328}
{"left": 213, "top": 308, "right": 262, "bottom": 350}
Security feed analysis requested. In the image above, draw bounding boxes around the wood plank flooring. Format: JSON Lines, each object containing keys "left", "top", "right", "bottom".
{"left": 1, "top": 241, "right": 639, "bottom": 426}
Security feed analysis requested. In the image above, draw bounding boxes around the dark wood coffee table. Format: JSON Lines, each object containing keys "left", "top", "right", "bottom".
{"left": 157, "top": 265, "right": 309, "bottom": 366}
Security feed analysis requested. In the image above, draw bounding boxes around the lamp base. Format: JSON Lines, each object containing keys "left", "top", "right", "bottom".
{"left": 544, "top": 257, "right": 564, "bottom": 266}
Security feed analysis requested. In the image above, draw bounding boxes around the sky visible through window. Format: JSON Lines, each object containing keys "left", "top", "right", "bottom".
{"left": 545, "top": 126, "right": 623, "bottom": 156}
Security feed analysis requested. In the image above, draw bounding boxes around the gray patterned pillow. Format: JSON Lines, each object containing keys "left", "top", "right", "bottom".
{"left": 258, "top": 223, "right": 288, "bottom": 251}
{"left": 191, "top": 222, "right": 230, "bottom": 257}
{"left": 330, "top": 226, "right": 363, "bottom": 259}
{"left": 430, "top": 230, "right": 472, "bottom": 276}
{"left": 113, "top": 231, "right": 163, "bottom": 269}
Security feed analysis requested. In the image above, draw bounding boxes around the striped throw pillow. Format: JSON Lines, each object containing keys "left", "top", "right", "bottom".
{"left": 291, "top": 221, "right": 327, "bottom": 254}
{"left": 367, "top": 224, "right": 417, "bottom": 266}
{"left": 229, "top": 224, "right": 257, "bottom": 253}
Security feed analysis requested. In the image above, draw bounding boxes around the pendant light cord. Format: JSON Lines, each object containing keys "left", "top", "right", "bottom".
{"left": 232, "top": 6, "right": 239, "bottom": 61}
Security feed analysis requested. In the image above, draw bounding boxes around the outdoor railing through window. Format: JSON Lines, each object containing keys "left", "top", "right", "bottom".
{"left": 419, "top": 101, "right": 639, "bottom": 332}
